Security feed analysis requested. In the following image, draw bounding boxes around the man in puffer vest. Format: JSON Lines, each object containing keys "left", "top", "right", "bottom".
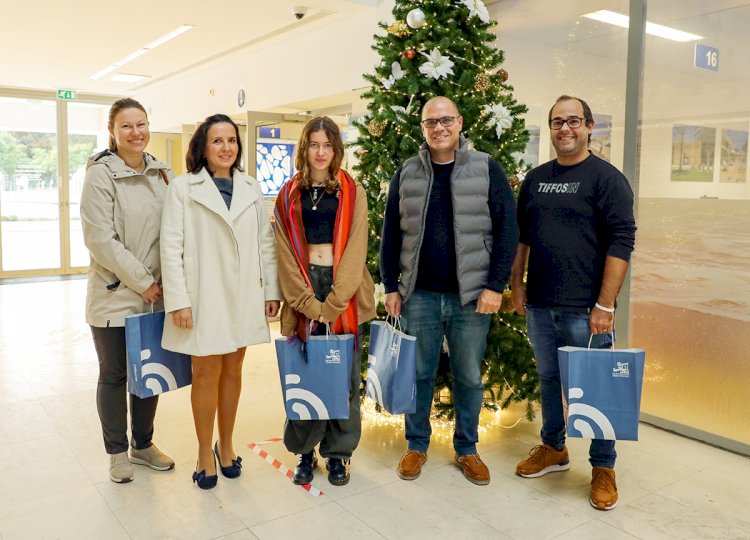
{"left": 379, "top": 96, "right": 518, "bottom": 485}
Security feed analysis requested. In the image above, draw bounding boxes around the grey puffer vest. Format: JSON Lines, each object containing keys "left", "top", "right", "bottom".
{"left": 398, "top": 139, "right": 493, "bottom": 305}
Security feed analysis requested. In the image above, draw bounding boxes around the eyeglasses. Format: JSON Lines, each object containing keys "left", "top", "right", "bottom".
{"left": 421, "top": 116, "right": 456, "bottom": 129}
{"left": 549, "top": 116, "right": 584, "bottom": 130}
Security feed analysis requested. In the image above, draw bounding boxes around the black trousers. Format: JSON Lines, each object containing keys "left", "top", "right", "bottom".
{"left": 90, "top": 326, "right": 158, "bottom": 454}
{"left": 283, "top": 264, "right": 363, "bottom": 459}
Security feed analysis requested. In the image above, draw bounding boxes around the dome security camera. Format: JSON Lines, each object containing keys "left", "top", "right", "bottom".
{"left": 292, "top": 6, "right": 308, "bottom": 20}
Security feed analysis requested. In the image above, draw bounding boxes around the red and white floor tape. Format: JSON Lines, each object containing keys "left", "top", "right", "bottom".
{"left": 247, "top": 437, "right": 324, "bottom": 497}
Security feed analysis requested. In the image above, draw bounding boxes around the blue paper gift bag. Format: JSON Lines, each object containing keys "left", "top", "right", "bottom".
{"left": 275, "top": 333, "right": 354, "bottom": 420}
{"left": 558, "top": 345, "right": 646, "bottom": 441}
{"left": 366, "top": 319, "right": 417, "bottom": 414}
{"left": 125, "top": 310, "right": 192, "bottom": 398}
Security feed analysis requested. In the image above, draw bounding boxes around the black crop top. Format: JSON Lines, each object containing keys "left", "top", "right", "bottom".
{"left": 301, "top": 186, "right": 339, "bottom": 244}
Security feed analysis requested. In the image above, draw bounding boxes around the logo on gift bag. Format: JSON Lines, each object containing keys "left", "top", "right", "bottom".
{"left": 612, "top": 361, "right": 630, "bottom": 378}
{"left": 325, "top": 349, "right": 341, "bottom": 364}
{"left": 389, "top": 341, "right": 400, "bottom": 358}
{"left": 138, "top": 348, "right": 180, "bottom": 395}
{"left": 567, "top": 387, "right": 616, "bottom": 439}
{"left": 284, "top": 374, "right": 329, "bottom": 420}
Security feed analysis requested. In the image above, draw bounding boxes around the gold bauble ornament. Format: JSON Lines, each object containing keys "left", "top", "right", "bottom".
{"left": 474, "top": 72, "right": 491, "bottom": 92}
{"left": 498, "top": 68, "right": 509, "bottom": 82}
{"left": 402, "top": 47, "right": 416, "bottom": 60}
{"left": 387, "top": 20, "right": 410, "bottom": 37}
{"left": 367, "top": 119, "right": 387, "bottom": 137}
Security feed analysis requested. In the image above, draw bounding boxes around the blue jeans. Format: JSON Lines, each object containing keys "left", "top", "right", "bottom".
{"left": 526, "top": 307, "right": 616, "bottom": 468}
{"left": 401, "top": 290, "right": 491, "bottom": 456}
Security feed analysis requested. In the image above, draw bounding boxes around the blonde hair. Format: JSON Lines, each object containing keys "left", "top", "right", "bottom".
{"left": 294, "top": 116, "right": 344, "bottom": 192}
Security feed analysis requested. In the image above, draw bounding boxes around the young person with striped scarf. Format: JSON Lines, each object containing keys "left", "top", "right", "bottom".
{"left": 274, "top": 116, "right": 376, "bottom": 486}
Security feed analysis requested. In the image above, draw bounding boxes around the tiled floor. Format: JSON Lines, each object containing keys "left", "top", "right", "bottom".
{"left": 1, "top": 279, "right": 749, "bottom": 540}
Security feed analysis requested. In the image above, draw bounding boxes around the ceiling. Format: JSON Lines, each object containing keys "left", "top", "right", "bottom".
{"left": 0, "top": 0, "right": 384, "bottom": 97}
{"left": 2, "top": 0, "right": 749, "bottom": 121}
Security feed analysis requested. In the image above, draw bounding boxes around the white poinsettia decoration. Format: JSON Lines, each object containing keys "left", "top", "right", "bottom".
{"left": 483, "top": 103, "right": 513, "bottom": 138}
{"left": 458, "top": 0, "right": 490, "bottom": 24}
{"left": 382, "top": 61, "right": 404, "bottom": 89}
{"left": 418, "top": 48, "right": 455, "bottom": 80}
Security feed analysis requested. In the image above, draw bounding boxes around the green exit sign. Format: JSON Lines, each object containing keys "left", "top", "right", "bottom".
{"left": 56, "top": 89, "right": 77, "bottom": 100}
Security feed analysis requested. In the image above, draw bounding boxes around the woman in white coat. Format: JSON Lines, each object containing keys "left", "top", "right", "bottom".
{"left": 160, "top": 114, "right": 281, "bottom": 489}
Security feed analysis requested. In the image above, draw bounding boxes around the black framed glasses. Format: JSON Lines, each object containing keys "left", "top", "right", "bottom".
{"left": 421, "top": 116, "right": 456, "bottom": 129}
{"left": 549, "top": 116, "right": 584, "bottom": 130}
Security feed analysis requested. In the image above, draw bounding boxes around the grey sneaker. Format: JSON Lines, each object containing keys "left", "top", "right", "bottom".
{"left": 130, "top": 444, "right": 175, "bottom": 471}
{"left": 110, "top": 451, "right": 134, "bottom": 483}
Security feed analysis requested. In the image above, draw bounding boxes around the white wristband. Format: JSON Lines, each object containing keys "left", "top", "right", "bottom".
{"left": 594, "top": 302, "right": 615, "bottom": 313}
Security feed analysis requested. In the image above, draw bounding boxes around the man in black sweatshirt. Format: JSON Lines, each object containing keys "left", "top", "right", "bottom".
{"left": 511, "top": 95, "right": 636, "bottom": 511}
{"left": 380, "top": 96, "right": 517, "bottom": 486}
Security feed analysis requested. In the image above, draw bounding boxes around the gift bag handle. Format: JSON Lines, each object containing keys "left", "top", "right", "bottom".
{"left": 587, "top": 333, "right": 615, "bottom": 350}
{"left": 384, "top": 314, "right": 404, "bottom": 333}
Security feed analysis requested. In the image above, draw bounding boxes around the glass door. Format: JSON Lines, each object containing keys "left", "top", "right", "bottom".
{"left": 67, "top": 102, "right": 110, "bottom": 269}
{"left": 0, "top": 97, "right": 61, "bottom": 274}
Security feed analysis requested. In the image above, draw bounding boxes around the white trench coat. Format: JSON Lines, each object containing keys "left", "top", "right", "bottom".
{"left": 160, "top": 167, "right": 280, "bottom": 356}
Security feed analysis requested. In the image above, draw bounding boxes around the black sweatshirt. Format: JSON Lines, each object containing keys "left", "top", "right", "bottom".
{"left": 380, "top": 158, "right": 518, "bottom": 297}
{"left": 517, "top": 153, "right": 636, "bottom": 309}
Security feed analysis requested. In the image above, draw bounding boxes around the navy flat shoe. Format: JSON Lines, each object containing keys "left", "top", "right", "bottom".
{"left": 214, "top": 441, "right": 242, "bottom": 479}
{"left": 192, "top": 458, "right": 218, "bottom": 490}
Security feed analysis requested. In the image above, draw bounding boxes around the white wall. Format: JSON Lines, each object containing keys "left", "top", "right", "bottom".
{"left": 136, "top": 1, "right": 394, "bottom": 132}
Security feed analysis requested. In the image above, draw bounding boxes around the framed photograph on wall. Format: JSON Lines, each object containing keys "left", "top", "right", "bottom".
{"left": 719, "top": 129, "right": 747, "bottom": 183}
{"left": 546, "top": 114, "right": 611, "bottom": 163}
{"left": 671, "top": 125, "right": 716, "bottom": 182}
{"left": 515, "top": 125, "right": 540, "bottom": 169}
{"left": 257, "top": 141, "right": 295, "bottom": 196}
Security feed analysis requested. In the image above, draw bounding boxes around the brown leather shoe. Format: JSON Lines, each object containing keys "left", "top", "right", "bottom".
{"left": 454, "top": 453, "right": 490, "bottom": 485}
{"left": 590, "top": 467, "right": 618, "bottom": 510}
{"left": 397, "top": 450, "right": 427, "bottom": 480}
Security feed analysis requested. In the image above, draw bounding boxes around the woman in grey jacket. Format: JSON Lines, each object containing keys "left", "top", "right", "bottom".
{"left": 81, "top": 98, "right": 175, "bottom": 483}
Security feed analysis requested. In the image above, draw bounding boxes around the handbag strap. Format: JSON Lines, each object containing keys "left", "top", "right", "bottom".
{"left": 158, "top": 168, "right": 169, "bottom": 185}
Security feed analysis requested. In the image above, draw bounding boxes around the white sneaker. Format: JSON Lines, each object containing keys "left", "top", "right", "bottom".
{"left": 129, "top": 444, "right": 175, "bottom": 471}
{"left": 110, "top": 452, "right": 134, "bottom": 483}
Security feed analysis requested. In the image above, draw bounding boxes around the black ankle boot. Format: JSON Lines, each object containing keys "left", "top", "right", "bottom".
{"left": 326, "top": 458, "right": 350, "bottom": 486}
{"left": 292, "top": 451, "right": 317, "bottom": 485}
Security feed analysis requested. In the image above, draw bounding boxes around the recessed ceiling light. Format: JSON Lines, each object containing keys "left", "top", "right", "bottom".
{"left": 89, "top": 24, "right": 194, "bottom": 80}
{"left": 109, "top": 73, "right": 149, "bottom": 83}
{"left": 583, "top": 10, "right": 702, "bottom": 42}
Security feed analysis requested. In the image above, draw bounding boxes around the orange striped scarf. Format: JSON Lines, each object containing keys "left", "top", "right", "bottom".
{"left": 274, "top": 169, "right": 359, "bottom": 341}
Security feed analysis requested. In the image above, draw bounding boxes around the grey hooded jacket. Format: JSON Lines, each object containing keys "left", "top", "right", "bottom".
{"left": 80, "top": 150, "right": 173, "bottom": 327}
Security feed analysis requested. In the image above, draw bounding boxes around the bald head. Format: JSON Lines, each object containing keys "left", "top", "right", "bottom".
{"left": 422, "top": 96, "right": 460, "bottom": 119}
{"left": 420, "top": 96, "right": 464, "bottom": 162}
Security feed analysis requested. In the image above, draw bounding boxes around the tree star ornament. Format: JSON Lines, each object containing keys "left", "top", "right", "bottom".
{"left": 457, "top": 0, "right": 491, "bottom": 24}
{"left": 418, "top": 48, "right": 455, "bottom": 80}
{"left": 483, "top": 103, "right": 513, "bottom": 138}
{"left": 406, "top": 8, "right": 426, "bottom": 28}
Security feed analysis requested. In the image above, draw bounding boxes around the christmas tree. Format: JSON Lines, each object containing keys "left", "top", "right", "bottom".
{"left": 353, "top": 0, "right": 539, "bottom": 420}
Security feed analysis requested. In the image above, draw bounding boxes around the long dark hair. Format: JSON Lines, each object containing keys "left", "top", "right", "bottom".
{"left": 108, "top": 98, "right": 147, "bottom": 152}
{"left": 186, "top": 114, "right": 244, "bottom": 175}
{"left": 294, "top": 116, "right": 344, "bottom": 192}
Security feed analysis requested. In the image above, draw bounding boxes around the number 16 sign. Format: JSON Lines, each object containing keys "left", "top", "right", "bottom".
{"left": 694, "top": 44, "right": 719, "bottom": 72}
